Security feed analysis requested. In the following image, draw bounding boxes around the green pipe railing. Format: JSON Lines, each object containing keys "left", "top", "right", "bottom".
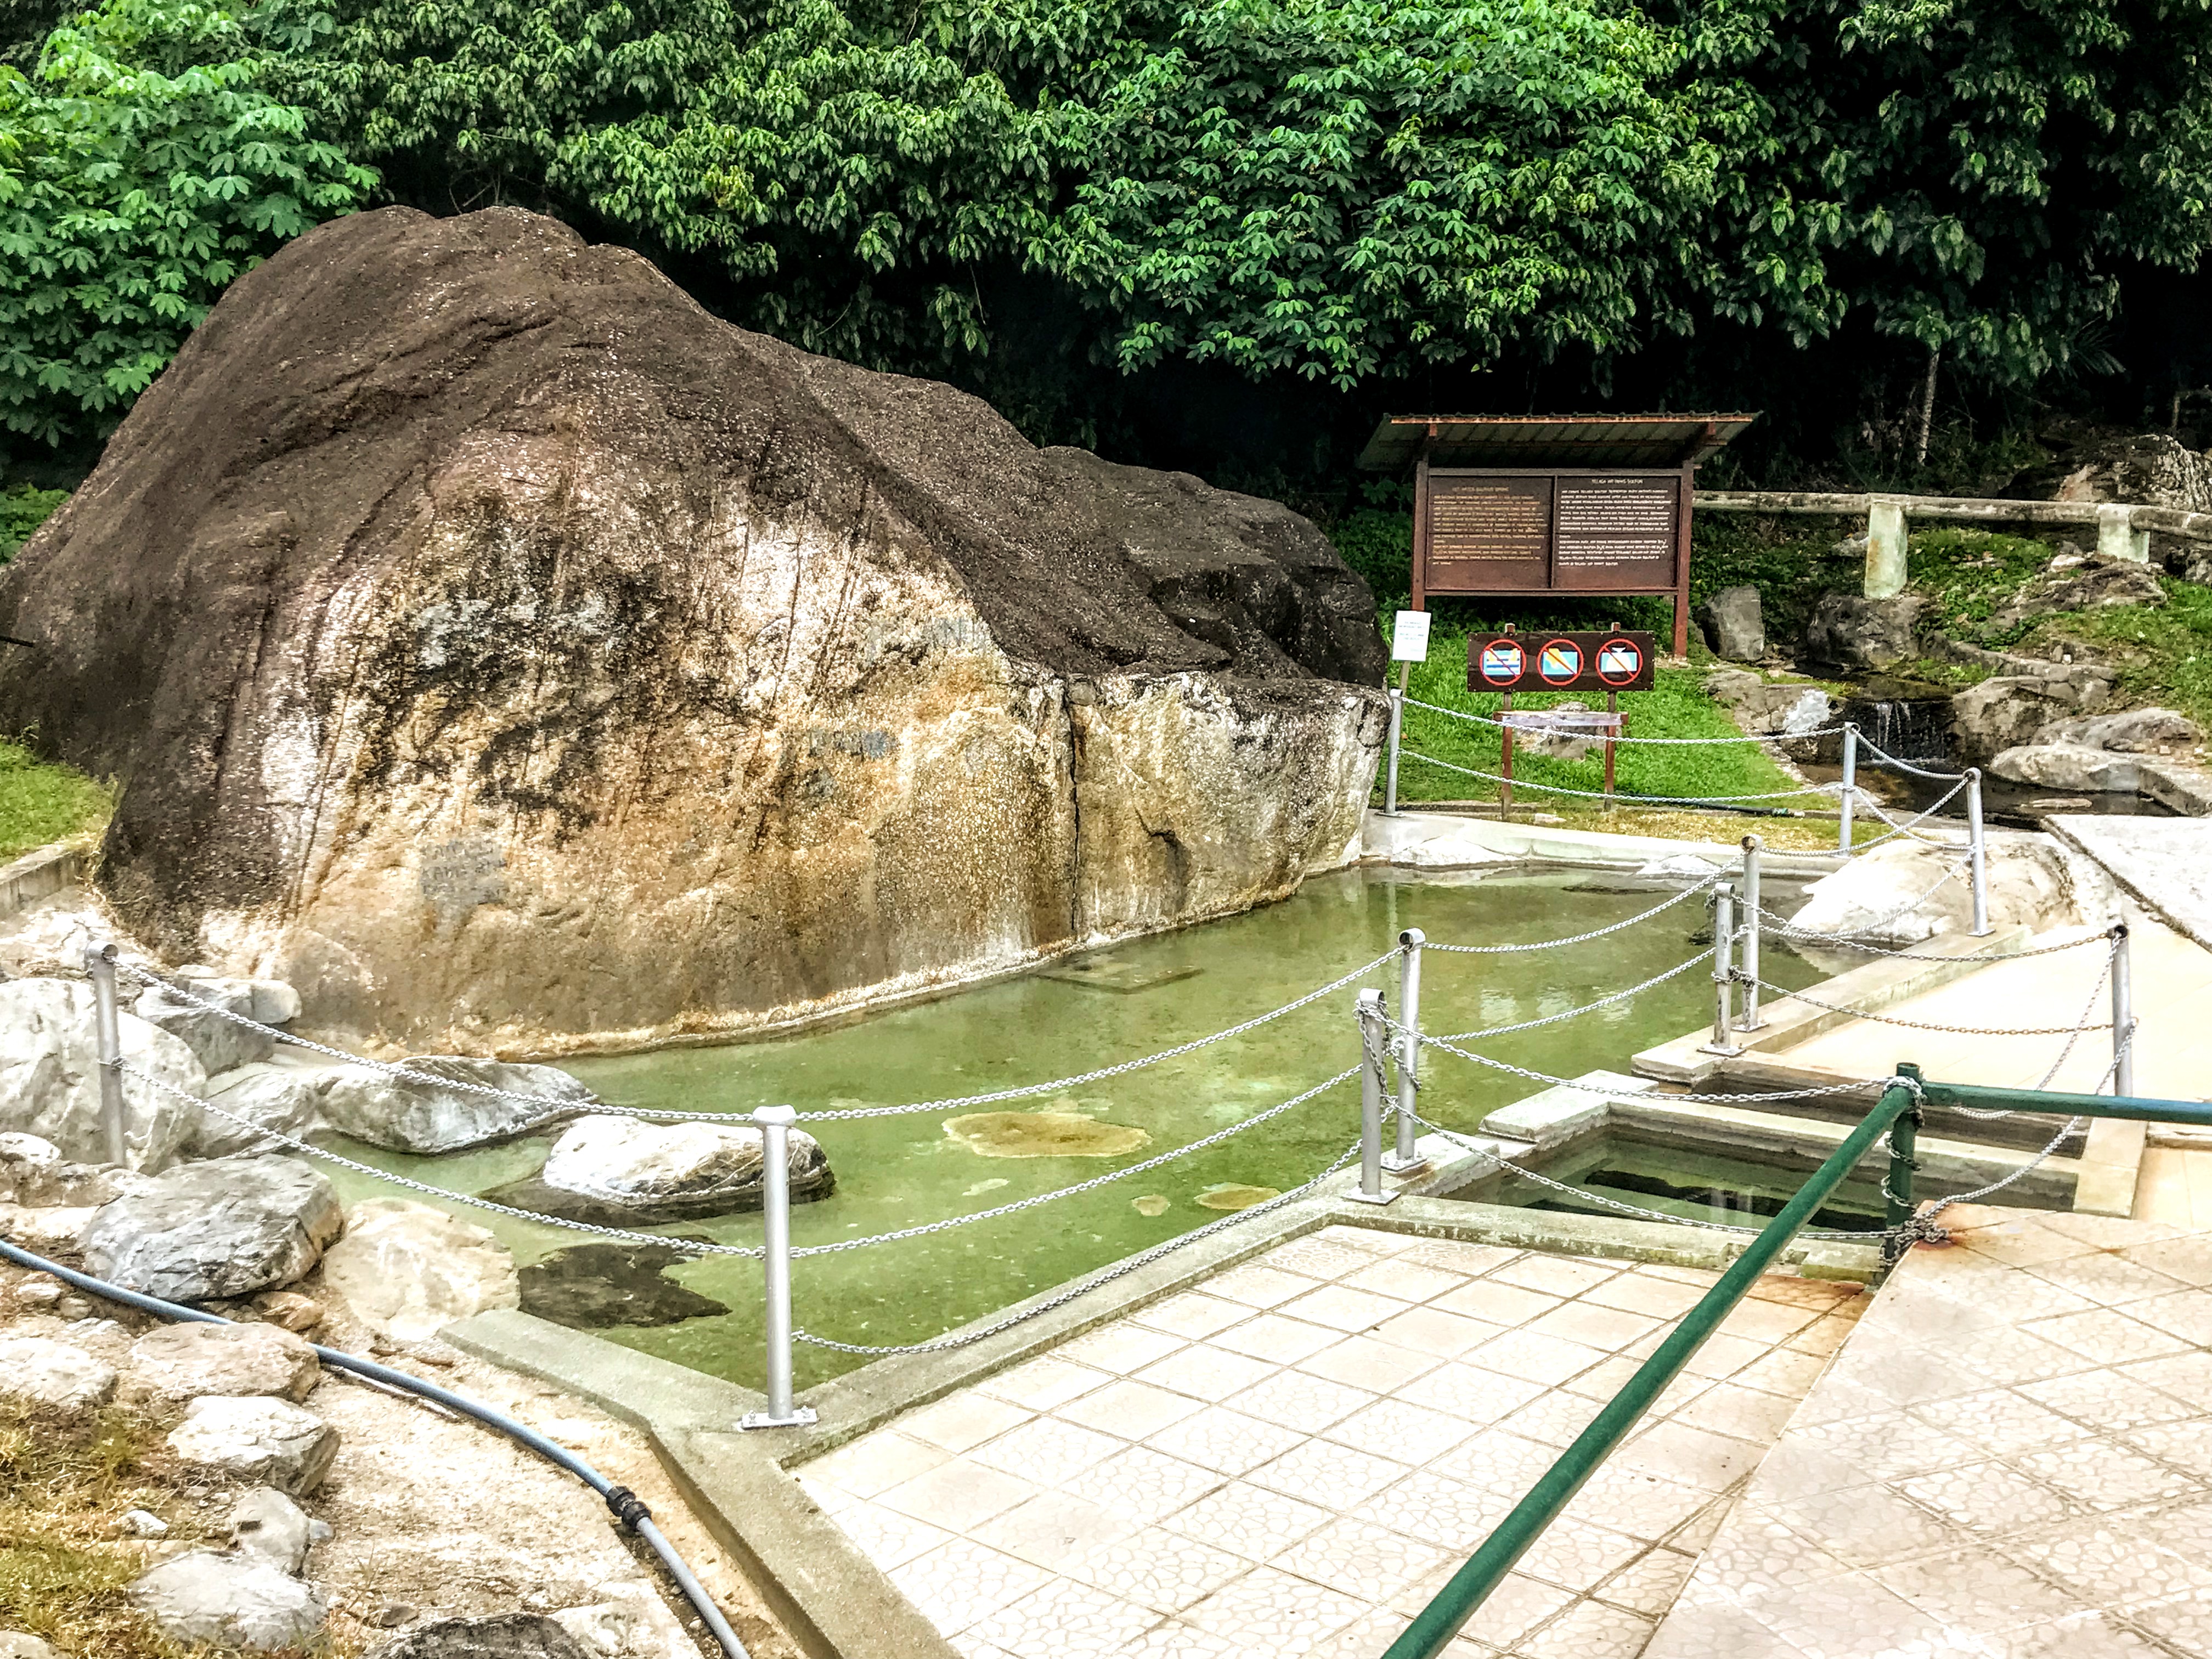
{"left": 1384, "top": 1063, "right": 2212, "bottom": 1659}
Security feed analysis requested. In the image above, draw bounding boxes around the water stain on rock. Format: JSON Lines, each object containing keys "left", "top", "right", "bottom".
{"left": 518, "top": 1240, "right": 731, "bottom": 1329}
{"left": 943, "top": 1111, "right": 1150, "bottom": 1159}
{"left": 1195, "top": 1183, "right": 1280, "bottom": 1211}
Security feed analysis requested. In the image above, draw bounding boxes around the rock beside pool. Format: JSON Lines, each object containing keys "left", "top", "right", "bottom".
{"left": 944, "top": 1110, "right": 1151, "bottom": 1159}
{"left": 133, "top": 976, "right": 274, "bottom": 1076}
{"left": 129, "top": 1322, "right": 322, "bottom": 1402}
{"left": 80, "top": 1155, "right": 343, "bottom": 1302}
{"left": 167, "top": 1395, "right": 339, "bottom": 1495}
{"left": 1787, "top": 837, "right": 2082, "bottom": 945}
{"left": 486, "top": 1114, "right": 833, "bottom": 1224}
{"left": 129, "top": 1551, "right": 329, "bottom": 1651}
{"left": 1988, "top": 743, "right": 2146, "bottom": 794}
{"left": 187, "top": 1063, "right": 324, "bottom": 1160}
{"left": 0, "top": 977, "right": 206, "bottom": 1170}
{"left": 316, "top": 1058, "right": 592, "bottom": 1154}
{"left": 319, "top": 1199, "right": 520, "bottom": 1341}
{"left": 518, "top": 1240, "right": 730, "bottom": 1329}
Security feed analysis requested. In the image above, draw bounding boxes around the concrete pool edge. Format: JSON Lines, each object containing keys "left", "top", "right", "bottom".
{"left": 442, "top": 1156, "right": 1885, "bottom": 1658}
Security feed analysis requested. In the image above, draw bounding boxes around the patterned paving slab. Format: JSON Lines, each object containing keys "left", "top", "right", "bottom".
{"left": 1645, "top": 1204, "right": 2212, "bottom": 1659}
{"left": 799, "top": 1224, "right": 1865, "bottom": 1658}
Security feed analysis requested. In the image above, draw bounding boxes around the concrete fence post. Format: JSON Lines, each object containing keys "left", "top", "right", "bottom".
{"left": 1865, "top": 498, "right": 1909, "bottom": 599}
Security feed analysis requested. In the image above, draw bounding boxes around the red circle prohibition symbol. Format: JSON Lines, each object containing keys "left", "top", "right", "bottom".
{"left": 1536, "top": 638, "right": 1583, "bottom": 685}
{"left": 1477, "top": 639, "right": 1527, "bottom": 686}
{"left": 1596, "top": 637, "right": 1644, "bottom": 686}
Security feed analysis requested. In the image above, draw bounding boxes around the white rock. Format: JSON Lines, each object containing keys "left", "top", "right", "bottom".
{"left": 166, "top": 1396, "right": 338, "bottom": 1495}
{"left": 552, "top": 1581, "right": 705, "bottom": 1659}
{"left": 129, "top": 1551, "right": 329, "bottom": 1650}
{"left": 130, "top": 1321, "right": 322, "bottom": 1402}
{"left": 0, "top": 1133, "right": 60, "bottom": 1167}
{"left": 518, "top": 1114, "right": 833, "bottom": 1222}
{"left": 318, "top": 1198, "right": 519, "bottom": 1342}
{"left": 1990, "top": 743, "right": 2143, "bottom": 793}
{"left": 315, "top": 1057, "right": 590, "bottom": 1154}
{"left": 79, "top": 1155, "right": 343, "bottom": 1302}
{"left": 133, "top": 978, "right": 273, "bottom": 1076}
{"left": 188, "top": 1063, "right": 324, "bottom": 1159}
{"left": 0, "top": 978, "right": 206, "bottom": 1169}
{"left": 0, "top": 1634, "right": 58, "bottom": 1659}
{"left": 1635, "top": 854, "right": 1722, "bottom": 878}
{"left": 1788, "top": 836, "right": 2082, "bottom": 946}
{"left": 122, "top": 1507, "right": 170, "bottom": 1537}
{"left": 0, "top": 1203, "right": 98, "bottom": 1249}
{"left": 229, "top": 1487, "right": 319, "bottom": 1575}
{"left": 0, "top": 1337, "right": 116, "bottom": 1414}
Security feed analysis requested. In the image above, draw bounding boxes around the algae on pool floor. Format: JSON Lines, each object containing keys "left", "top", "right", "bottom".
{"left": 311, "top": 865, "right": 1827, "bottom": 1392}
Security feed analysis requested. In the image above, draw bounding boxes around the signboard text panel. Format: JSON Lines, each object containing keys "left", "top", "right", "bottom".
{"left": 1426, "top": 477, "right": 1551, "bottom": 592}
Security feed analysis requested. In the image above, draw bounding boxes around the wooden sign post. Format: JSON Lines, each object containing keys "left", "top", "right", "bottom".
{"left": 1368, "top": 414, "right": 1757, "bottom": 659}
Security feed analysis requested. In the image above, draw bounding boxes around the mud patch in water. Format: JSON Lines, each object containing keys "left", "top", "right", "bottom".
{"left": 1196, "top": 1183, "right": 1280, "bottom": 1211}
{"left": 943, "top": 1111, "right": 1151, "bottom": 1159}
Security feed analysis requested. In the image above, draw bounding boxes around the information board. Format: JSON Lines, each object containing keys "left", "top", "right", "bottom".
{"left": 1466, "top": 630, "right": 1656, "bottom": 695}
{"left": 1427, "top": 477, "right": 1552, "bottom": 591}
{"left": 1554, "top": 477, "right": 1680, "bottom": 590}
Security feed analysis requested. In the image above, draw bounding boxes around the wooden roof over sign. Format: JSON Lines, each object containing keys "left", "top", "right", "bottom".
{"left": 1356, "top": 413, "right": 1759, "bottom": 472}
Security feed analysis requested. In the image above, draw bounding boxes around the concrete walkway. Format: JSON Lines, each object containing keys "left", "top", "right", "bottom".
{"left": 798, "top": 1225, "right": 1865, "bottom": 1658}
{"left": 1646, "top": 1203, "right": 2212, "bottom": 1658}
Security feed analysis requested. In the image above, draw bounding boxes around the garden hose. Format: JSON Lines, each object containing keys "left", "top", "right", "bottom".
{"left": 0, "top": 1238, "right": 751, "bottom": 1659}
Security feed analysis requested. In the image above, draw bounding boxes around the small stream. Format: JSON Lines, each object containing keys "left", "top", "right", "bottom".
{"left": 314, "top": 867, "right": 1829, "bottom": 1390}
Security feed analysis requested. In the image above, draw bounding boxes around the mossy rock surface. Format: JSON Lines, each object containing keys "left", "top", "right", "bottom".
{"left": 942, "top": 1111, "right": 1150, "bottom": 1159}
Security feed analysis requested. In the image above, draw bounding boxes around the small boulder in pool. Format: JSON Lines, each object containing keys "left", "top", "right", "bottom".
{"left": 485, "top": 1115, "right": 833, "bottom": 1224}
{"left": 519, "top": 1240, "right": 731, "bottom": 1329}
{"left": 944, "top": 1111, "right": 1150, "bottom": 1159}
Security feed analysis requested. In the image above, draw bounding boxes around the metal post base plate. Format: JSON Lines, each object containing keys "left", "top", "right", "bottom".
{"left": 738, "top": 1407, "right": 819, "bottom": 1431}
{"left": 1379, "top": 1153, "right": 1431, "bottom": 1176}
{"left": 1696, "top": 1041, "right": 1745, "bottom": 1058}
{"left": 1344, "top": 1188, "right": 1401, "bottom": 1206}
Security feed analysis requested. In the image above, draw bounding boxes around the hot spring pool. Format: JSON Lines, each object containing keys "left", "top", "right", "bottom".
{"left": 313, "top": 865, "right": 1830, "bottom": 1389}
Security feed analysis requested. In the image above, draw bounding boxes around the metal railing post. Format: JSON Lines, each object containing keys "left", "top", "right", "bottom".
{"left": 1699, "top": 883, "right": 1742, "bottom": 1056}
{"left": 85, "top": 944, "right": 127, "bottom": 1166}
{"left": 1384, "top": 687, "right": 1403, "bottom": 817}
{"left": 1838, "top": 723, "right": 1859, "bottom": 855}
{"left": 1736, "top": 836, "right": 1764, "bottom": 1032}
{"left": 1348, "top": 989, "right": 1397, "bottom": 1205}
{"left": 1384, "top": 932, "right": 1426, "bottom": 1173}
{"left": 1884, "top": 1100, "right": 1921, "bottom": 1229}
{"left": 2112, "top": 924, "right": 2136, "bottom": 1098}
{"left": 739, "top": 1104, "right": 817, "bottom": 1430}
{"left": 1966, "top": 768, "right": 1991, "bottom": 936}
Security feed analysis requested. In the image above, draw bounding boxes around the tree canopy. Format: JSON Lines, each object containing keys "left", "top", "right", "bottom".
{"left": 4, "top": 0, "right": 2211, "bottom": 458}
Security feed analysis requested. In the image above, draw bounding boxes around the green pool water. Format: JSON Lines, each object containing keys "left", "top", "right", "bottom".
{"left": 315, "top": 865, "right": 1826, "bottom": 1390}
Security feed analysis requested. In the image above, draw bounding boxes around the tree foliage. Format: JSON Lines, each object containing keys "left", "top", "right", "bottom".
{"left": 0, "top": 0, "right": 375, "bottom": 447}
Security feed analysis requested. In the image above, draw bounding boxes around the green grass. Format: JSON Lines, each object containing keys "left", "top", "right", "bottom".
{"left": 1389, "top": 630, "right": 1813, "bottom": 807}
{"left": 0, "top": 738, "right": 110, "bottom": 859}
{"left": 0, "top": 486, "right": 67, "bottom": 561}
{"left": 1905, "top": 528, "right": 2067, "bottom": 644}
{"left": 2021, "top": 578, "right": 2212, "bottom": 731}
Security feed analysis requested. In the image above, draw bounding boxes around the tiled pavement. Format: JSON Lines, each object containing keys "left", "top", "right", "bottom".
{"left": 1645, "top": 1204, "right": 2212, "bottom": 1659}
{"left": 799, "top": 1224, "right": 1865, "bottom": 1658}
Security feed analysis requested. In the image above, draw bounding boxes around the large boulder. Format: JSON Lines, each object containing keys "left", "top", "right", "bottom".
{"left": 518, "top": 1240, "right": 730, "bottom": 1329}
{"left": 319, "top": 1198, "right": 520, "bottom": 1341}
{"left": 0, "top": 978, "right": 206, "bottom": 1170}
{"left": 486, "top": 1114, "right": 832, "bottom": 1224}
{"left": 1985, "top": 553, "right": 2165, "bottom": 634}
{"left": 315, "top": 1057, "right": 589, "bottom": 1154}
{"left": 1988, "top": 743, "right": 2145, "bottom": 792}
{"left": 129, "top": 1551, "right": 329, "bottom": 1650}
{"left": 1706, "top": 670, "right": 1833, "bottom": 738}
{"left": 0, "top": 206, "right": 1385, "bottom": 1057}
{"left": 1803, "top": 593, "right": 1924, "bottom": 672}
{"left": 132, "top": 977, "right": 273, "bottom": 1076}
{"left": 188, "top": 1062, "right": 324, "bottom": 1160}
{"left": 1949, "top": 675, "right": 2109, "bottom": 765}
{"left": 2009, "top": 426, "right": 2212, "bottom": 515}
{"left": 79, "top": 1155, "right": 343, "bottom": 1301}
{"left": 166, "top": 1396, "right": 339, "bottom": 1495}
{"left": 1696, "top": 585, "right": 1766, "bottom": 661}
{"left": 1787, "top": 837, "right": 2083, "bottom": 946}
{"left": 2034, "top": 707, "right": 2203, "bottom": 755}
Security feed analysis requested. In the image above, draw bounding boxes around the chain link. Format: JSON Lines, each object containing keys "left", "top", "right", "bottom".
{"left": 1400, "top": 1024, "right": 1890, "bottom": 1104}
{"left": 1423, "top": 874, "right": 1721, "bottom": 954}
{"left": 1402, "top": 697, "right": 1850, "bottom": 745}
{"left": 1748, "top": 978, "right": 2113, "bottom": 1037}
{"left": 1401, "top": 749, "right": 1839, "bottom": 804}
{"left": 1853, "top": 733, "right": 1967, "bottom": 783}
{"left": 1434, "top": 948, "right": 1719, "bottom": 1042}
{"left": 794, "top": 1139, "right": 1365, "bottom": 1355}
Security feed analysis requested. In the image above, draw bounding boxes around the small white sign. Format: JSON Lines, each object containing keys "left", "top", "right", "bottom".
{"left": 1391, "top": 610, "right": 1432, "bottom": 663}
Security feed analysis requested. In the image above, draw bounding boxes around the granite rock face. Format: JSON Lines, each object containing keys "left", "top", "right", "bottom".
{"left": 1696, "top": 585, "right": 1765, "bottom": 661}
{"left": 0, "top": 206, "right": 1385, "bottom": 1056}
{"left": 314, "top": 1057, "right": 590, "bottom": 1153}
{"left": 1803, "top": 593, "right": 1923, "bottom": 673}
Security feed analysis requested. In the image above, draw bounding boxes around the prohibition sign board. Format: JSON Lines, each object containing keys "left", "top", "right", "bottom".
{"left": 1464, "top": 630, "right": 1656, "bottom": 695}
{"left": 1596, "top": 635, "right": 1645, "bottom": 686}
{"left": 1536, "top": 639, "right": 1584, "bottom": 685}
{"left": 1477, "top": 637, "right": 1527, "bottom": 686}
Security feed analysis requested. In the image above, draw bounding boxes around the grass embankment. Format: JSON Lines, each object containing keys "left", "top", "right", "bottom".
{"left": 1385, "top": 631, "right": 1858, "bottom": 853}
{"left": 0, "top": 1398, "right": 346, "bottom": 1658}
{"left": 0, "top": 738, "right": 109, "bottom": 861}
